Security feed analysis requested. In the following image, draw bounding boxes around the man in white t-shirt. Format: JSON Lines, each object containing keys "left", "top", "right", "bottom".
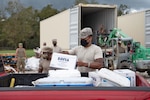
{"left": 63, "top": 27, "right": 103, "bottom": 72}
{"left": 51, "top": 39, "right": 62, "bottom": 53}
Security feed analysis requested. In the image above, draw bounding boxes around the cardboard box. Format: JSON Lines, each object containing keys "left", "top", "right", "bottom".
{"left": 113, "top": 69, "right": 136, "bottom": 87}
{"left": 50, "top": 53, "right": 77, "bottom": 70}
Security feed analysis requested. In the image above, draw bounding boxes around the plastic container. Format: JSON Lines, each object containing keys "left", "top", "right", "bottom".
{"left": 113, "top": 69, "right": 136, "bottom": 86}
{"left": 89, "top": 68, "right": 131, "bottom": 87}
{"left": 32, "top": 77, "right": 93, "bottom": 87}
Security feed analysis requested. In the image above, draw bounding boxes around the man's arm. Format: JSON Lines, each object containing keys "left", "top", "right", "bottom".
{"left": 15, "top": 48, "right": 18, "bottom": 58}
{"left": 38, "top": 59, "right": 43, "bottom": 73}
{"left": 38, "top": 63, "right": 43, "bottom": 73}
{"left": 77, "top": 58, "right": 103, "bottom": 69}
{"left": 61, "top": 51, "right": 69, "bottom": 54}
{"left": 91, "top": 58, "right": 103, "bottom": 69}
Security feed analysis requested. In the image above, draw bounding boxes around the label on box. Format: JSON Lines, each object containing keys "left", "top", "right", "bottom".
{"left": 89, "top": 72, "right": 100, "bottom": 87}
{"left": 100, "top": 78, "right": 120, "bottom": 87}
{"left": 50, "top": 53, "right": 77, "bottom": 70}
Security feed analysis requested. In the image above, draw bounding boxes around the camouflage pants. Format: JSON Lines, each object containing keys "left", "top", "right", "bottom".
{"left": 17, "top": 58, "right": 25, "bottom": 73}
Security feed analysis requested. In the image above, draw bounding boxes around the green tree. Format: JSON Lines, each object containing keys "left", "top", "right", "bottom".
{"left": 74, "top": 0, "right": 89, "bottom": 5}
{"left": 1, "top": 0, "right": 24, "bottom": 49}
{"left": 2, "top": 0, "right": 40, "bottom": 49}
{"left": 90, "top": 0, "right": 99, "bottom": 4}
{"left": 118, "top": 4, "right": 130, "bottom": 16}
{"left": 38, "top": 4, "right": 59, "bottom": 21}
{"left": 60, "top": 7, "right": 67, "bottom": 12}
{"left": 0, "top": 1, "right": 59, "bottom": 49}
{"left": 74, "top": 0, "right": 98, "bottom": 5}
{"left": 5, "top": 0, "right": 24, "bottom": 17}
{"left": 16, "top": 7, "right": 40, "bottom": 49}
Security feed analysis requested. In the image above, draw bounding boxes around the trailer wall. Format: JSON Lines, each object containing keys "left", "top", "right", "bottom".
{"left": 40, "top": 4, "right": 117, "bottom": 50}
{"left": 40, "top": 10, "right": 70, "bottom": 50}
{"left": 118, "top": 10, "right": 150, "bottom": 47}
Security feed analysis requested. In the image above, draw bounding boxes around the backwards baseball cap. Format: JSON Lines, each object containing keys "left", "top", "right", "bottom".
{"left": 80, "top": 27, "right": 93, "bottom": 38}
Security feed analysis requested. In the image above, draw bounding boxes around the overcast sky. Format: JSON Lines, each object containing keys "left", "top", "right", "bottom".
{"left": 1, "top": 0, "right": 150, "bottom": 13}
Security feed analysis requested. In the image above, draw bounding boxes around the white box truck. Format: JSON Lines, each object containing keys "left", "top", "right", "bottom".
{"left": 40, "top": 4, "right": 117, "bottom": 50}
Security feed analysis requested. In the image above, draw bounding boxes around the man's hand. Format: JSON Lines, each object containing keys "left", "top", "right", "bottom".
{"left": 77, "top": 61, "right": 87, "bottom": 67}
{"left": 61, "top": 51, "right": 69, "bottom": 54}
{"left": 77, "top": 58, "right": 103, "bottom": 69}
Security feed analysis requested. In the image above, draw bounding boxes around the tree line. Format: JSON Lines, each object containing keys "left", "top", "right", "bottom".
{"left": 0, "top": 0, "right": 129, "bottom": 50}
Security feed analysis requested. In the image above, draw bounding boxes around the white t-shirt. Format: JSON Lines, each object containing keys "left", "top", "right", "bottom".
{"left": 68, "top": 44, "right": 103, "bottom": 72}
{"left": 52, "top": 46, "right": 62, "bottom": 53}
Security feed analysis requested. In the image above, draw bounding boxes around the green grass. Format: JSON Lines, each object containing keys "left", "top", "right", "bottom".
{"left": 0, "top": 49, "right": 34, "bottom": 58}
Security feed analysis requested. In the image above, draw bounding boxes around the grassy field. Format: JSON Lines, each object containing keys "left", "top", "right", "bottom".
{"left": 0, "top": 49, "right": 35, "bottom": 58}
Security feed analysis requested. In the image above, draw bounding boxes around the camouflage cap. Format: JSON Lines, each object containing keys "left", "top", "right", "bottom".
{"left": 42, "top": 47, "right": 53, "bottom": 53}
{"left": 80, "top": 27, "right": 93, "bottom": 39}
{"left": 18, "top": 43, "right": 23, "bottom": 46}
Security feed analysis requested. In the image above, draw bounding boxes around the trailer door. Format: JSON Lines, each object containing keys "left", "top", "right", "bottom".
{"left": 69, "top": 6, "right": 80, "bottom": 49}
{"left": 145, "top": 10, "right": 150, "bottom": 47}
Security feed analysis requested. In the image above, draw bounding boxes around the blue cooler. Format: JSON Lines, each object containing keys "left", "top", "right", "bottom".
{"left": 32, "top": 77, "right": 93, "bottom": 87}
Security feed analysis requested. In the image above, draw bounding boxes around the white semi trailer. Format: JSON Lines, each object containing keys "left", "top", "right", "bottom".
{"left": 40, "top": 4, "right": 117, "bottom": 50}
